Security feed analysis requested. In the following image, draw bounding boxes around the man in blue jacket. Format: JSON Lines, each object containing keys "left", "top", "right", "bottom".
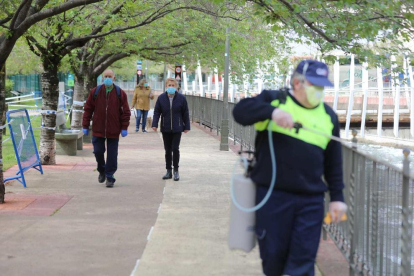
{"left": 152, "top": 78, "right": 190, "bottom": 181}
{"left": 233, "top": 60, "right": 347, "bottom": 276}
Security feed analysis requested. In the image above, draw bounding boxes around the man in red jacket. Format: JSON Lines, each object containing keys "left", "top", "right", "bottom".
{"left": 82, "top": 69, "right": 131, "bottom": 188}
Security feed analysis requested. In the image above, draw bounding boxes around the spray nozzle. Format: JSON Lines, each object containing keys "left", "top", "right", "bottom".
{"left": 293, "top": 122, "right": 303, "bottom": 134}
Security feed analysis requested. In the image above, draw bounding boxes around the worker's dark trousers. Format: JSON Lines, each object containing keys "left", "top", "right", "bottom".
{"left": 255, "top": 186, "right": 324, "bottom": 276}
{"left": 92, "top": 136, "right": 119, "bottom": 182}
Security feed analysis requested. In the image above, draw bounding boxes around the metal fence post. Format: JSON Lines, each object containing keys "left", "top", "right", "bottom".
{"left": 192, "top": 92, "right": 195, "bottom": 123}
{"left": 210, "top": 94, "right": 213, "bottom": 132}
{"left": 198, "top": 94, "right": 201, "bottom": 126}
{"left": 400, "top": 148, "right": 412, "bottom": 276}
{"left": 349, "top": 129, "right": 358, "bottom": 276}
{"left": 371, "top": 161, "right": 379, "bottom": 275}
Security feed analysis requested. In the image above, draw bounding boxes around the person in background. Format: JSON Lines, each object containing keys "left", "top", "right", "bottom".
{"left": 83, "top": 69, "right": 131, "bottom": 188}
{"left": 131, "top": 78, "right": 154, "bottom": 133}
{"left": 152, "top": 78, "right": 190, "bottom": 181}
{"left": 177, "top": 84, "right": 183, "bottom": 94}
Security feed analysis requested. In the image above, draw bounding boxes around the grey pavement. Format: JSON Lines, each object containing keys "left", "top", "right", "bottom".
{"left": 136, "top": 125, "right": 261, "bottom": 276}
{"left": 0, "top": 121, "right": 165, "bottom": 276}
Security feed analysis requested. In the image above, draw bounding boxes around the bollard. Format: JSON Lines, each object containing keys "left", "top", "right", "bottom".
{"left": 400, "top": 148, "right": 412, "bottom": 276}
{"left": 351, "top": 129, "right": 358, "bottom": 149}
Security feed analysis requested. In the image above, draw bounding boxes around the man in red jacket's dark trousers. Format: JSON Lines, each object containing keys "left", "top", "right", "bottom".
{"left": 83, "top": 69, "right": 131, "bottom": 188}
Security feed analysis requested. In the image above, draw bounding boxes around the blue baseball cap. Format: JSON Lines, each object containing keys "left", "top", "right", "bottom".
{"left": 295, "top": 60, "right": 333, "bottom": 87}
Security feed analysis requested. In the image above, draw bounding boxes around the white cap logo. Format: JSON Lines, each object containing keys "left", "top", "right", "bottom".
{"left": 316, "top": 68, "right": 328, "bottom": 76}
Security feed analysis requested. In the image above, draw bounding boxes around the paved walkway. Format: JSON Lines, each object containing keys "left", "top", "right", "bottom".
{"left": 0, "top": 121, "right": 166, "bottom": 276}
{"left": 0, "top": 119, "right": 340, "bottom": 275}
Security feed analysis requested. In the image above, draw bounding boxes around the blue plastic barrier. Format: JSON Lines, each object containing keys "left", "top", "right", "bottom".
{"left": 5, "top": 109, "right": 43, "bottom": 187}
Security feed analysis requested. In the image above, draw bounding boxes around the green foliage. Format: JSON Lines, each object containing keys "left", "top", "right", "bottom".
{"left": 234, "top": 0, "right": 414, "bottom": 62}
{"left": 5, "top": 79, "right": 14, "bottom": 98}
{"left": 6, "top": 38, "right": 43, "bottom": 75}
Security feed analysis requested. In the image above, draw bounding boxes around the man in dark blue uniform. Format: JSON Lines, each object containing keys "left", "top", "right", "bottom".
{"left": 233, "top": 60, "right": 347, "bottom": 276}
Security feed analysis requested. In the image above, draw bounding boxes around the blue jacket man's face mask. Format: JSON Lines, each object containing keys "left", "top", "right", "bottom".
{"left": 166, "top": 87, "right": 176, "bottom": 94}
{"left": 104, "top": 77, "right": 113, "bottom": 87}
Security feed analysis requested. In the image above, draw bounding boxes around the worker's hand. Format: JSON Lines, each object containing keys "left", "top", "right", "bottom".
{"left": 271, "top": 108, "right": 294, "bottom": 129}
{"left": 121, "top": 130, "right": 128, "bottom": 137}
{"left": 329, "top": 201, "right": 347, "bottom": 223}
{"left": 82, "top": 129, "right": 89, "bottom": 136}
{"left": 184, "top": 130, "right": 189, "bottom": 134}
{"left": 152, "top": 127, "right": 157, "bottom": 132}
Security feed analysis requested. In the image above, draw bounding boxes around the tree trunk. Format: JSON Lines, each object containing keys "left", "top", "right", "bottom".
{"left": 0, "top": 63, "right": 5, "bottom": 203}
{"left": 39, "top": 64, "right": 59, "bottom": 165}
{"left": 84, "top": 74, "right": 97, "bottom": 97}
{"left": 70, "top": 76, "right": 86, "bottom": 130}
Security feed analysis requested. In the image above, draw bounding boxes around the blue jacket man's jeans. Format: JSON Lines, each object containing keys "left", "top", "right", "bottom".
{"left": 136, "top": 109, "right": 149, "bottom": 131}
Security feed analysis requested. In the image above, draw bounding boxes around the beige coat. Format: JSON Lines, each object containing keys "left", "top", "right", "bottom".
{"left": 131, "top": 86, "right": 154, "bottom": 110}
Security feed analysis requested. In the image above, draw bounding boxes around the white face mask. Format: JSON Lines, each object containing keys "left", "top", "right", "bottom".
{"left": 304, "top": 83, "right": 324, "bottom": 106}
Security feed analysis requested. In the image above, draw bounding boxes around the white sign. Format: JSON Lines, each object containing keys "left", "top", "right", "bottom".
{"left": 137, "top": 65, "right": 142, "bottom": 70}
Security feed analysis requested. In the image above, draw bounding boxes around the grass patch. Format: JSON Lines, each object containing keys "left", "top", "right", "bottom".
{"left": 8, "top": 99, "right": 41, "bottom": 109}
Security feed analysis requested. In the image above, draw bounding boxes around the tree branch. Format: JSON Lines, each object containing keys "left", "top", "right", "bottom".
{"left": 65, "top": 5, "right": 225, "bottom": 48}
{"left": 10, "top": 0, "right": 32, "bottom": 30}
{"left": 25, "top": 35, "right": 44, "bottom": 57}
{"left": 276, "top": 0, "right": 337, "bottom": 43}
{"left": 88, "top": 2, "right": 126, "bottom": 36}
{"left": 93, "top": 52, "right": 131, "bottom": 77}
{"left": 0, "top": 15, "right": 13, "bottom": 27}
{"left": 140, "top": 41, "right": 192, "bottom": 51}
{"left": 154, "top": 50, "right": 184, "bottom": 56}
{"left": 16, "top": 0, "right": 103, "bottom": 36}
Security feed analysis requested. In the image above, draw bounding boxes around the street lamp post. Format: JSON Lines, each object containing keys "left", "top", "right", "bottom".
{"left": 220, "top": 27, "right": 230, "bottom": 151}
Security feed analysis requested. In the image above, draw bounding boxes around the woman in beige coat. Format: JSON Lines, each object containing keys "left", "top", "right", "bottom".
{"left": 131, "top": 79, "right": 154, "bottom": 132}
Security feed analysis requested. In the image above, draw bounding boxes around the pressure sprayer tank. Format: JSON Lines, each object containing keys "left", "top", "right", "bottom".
{"left": 228, "top": 174, "right": 256, "bottom": 252}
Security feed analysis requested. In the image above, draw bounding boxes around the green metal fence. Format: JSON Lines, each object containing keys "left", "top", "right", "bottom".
{"left": 8, "top": 73, "right": 73, "bottom": 94}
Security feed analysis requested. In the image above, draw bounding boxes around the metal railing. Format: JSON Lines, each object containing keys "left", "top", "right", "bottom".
{"left": 185, "top": 93, "right": 414, "bottom": 276}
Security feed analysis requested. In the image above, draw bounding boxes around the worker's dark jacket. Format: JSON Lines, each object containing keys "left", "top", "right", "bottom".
{"left": 232, "top": 89, "right": 344, "bottom": 202}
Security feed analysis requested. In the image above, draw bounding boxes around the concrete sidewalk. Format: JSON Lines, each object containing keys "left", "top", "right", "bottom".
{"left": 0, "top": 122, "right": 166, "bottom": 276}
{"left": 136, "top": 125, "right": 261, "bottom": 275}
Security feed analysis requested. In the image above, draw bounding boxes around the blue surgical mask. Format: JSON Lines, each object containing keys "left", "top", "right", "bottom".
{"left": 104, "top": 77, "right": 113, "bottom": 87}
{"left": 144, "top": 83, "right": 148, "bottom": 87}
{"left": 166, "top": 87, "right": 176, "bottom": 94}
